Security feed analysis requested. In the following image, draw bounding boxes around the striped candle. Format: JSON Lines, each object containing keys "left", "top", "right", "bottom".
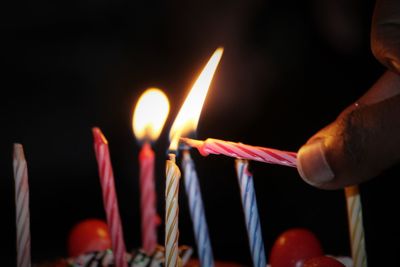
{"left": 182, "top": 149, "right": 214, "bottom": 267}
{"left": 132, "top": 88, "right": 170, "bottom": 254}
{"left": 182, "top": 138, "right": 297, "bottom": 168}
{"left": 165, "top": 154, "right": 181, "bottom": 267}
{"left": 235, "top": 159, "right": 266, "bottom": 267}
{"left": 13, "top": 143, "right": 31, "bottom": 267}
{"left": 92, "top": 127, "right": 127, "bottom": 267}
{"left": 345, "top": 186, "right": 367, "bottom": 267}
{"left": 139, "top": 142, "right": 158, "bottom": 254}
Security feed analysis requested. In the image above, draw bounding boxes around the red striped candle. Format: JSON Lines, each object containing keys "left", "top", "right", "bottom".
{"left": 13, "top": 144, "right": 31, "bottom": 267}
{"left": 139, "top": 142, "right": 158, "bottom": 253}
{"left": 182, "top": 137, "right": 297, "bottom": 167}
{"left": 132, "top": 88, "right": 170, "bottom": 253}
{"left": 92, "top": 127, "right": 127, "bottom": 267}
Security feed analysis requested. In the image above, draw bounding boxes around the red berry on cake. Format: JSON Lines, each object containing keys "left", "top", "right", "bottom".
{"left": 303, "top": 256, "right": 345, "bottom": 267}
{"left": 67, "top": 219, "right": 112, "bottom": 257}
{"left": 269, "top": 228, "right": 324, "bottom": 267}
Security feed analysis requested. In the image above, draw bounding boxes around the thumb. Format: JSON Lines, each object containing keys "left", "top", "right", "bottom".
{"left": 297, "top": 72, "right": 400, "bottom": 189}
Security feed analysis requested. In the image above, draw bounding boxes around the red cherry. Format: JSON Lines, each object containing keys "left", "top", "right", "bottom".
{"left": 303, "top": 256, "right": 345, "bottom": 267}
{"left": 67, "top": 219, "right": 112, "bottom": 257}
{"left": 270, "top": 228, "right": 324, "bottom": 267}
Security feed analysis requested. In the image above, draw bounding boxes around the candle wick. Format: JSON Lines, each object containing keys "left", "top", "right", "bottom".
{"left": 168, "top": 153, "right": 176, "bottom": 163}
{"left": 181, "top": 144, "right": 191, "bottom": 151}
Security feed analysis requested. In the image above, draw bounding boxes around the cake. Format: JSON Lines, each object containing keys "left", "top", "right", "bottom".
{"left": 34, "top": 246, "right": 193, "bottom": 267}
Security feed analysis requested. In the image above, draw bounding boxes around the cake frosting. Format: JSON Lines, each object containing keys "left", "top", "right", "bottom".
{"left": 67, "top": 246, "right": 192, "bottom": 267}
{"left": 32, "top": 246, "right": 192, "bottom": 267}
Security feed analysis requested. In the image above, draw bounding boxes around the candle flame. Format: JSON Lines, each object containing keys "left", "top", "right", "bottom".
{"left": 133, "top": 88, "right": 170, "bottom": 142}
{"left": 169, "top": 47, "right": 224, "bottom": 151}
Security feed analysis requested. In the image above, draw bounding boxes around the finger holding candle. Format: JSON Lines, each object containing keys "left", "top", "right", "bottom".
{"left": 92, "top": 127, "right": 127, "bottom": 267}
{"left": 345, "top": 186, "right": 367, "bottom": 267}
{"left": 133, "top": 88, "right": 170, "bottom": 254}
{"left": 13, "top": 143, "right": 31, "bottom": 267}
{"left": 182, "top": 137, "right": 297, "bottom": 168}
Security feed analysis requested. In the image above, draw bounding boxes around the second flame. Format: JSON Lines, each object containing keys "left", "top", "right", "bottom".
{"left": 169, "top": 48, "right": 224, "bottom": 151}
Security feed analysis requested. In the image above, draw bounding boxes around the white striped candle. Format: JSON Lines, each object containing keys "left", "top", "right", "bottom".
{"left": 13, "top": 143, "right": 31, "bottom": 267}
{"left": 182, "top": 149, "right": 214, "bottom": 267}
{"left": 165, "top": 154, "right": 181, "bottom": 267}
{"left": 345, "top": 186, "right": 367, "bottom": 267}
{"left": 235, "top": 159, "right": 266, "bottom": 267}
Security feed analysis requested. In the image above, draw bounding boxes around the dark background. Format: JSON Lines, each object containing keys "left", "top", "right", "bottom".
{"left": 1, "top": 0, "right": 399, "bottom": 266}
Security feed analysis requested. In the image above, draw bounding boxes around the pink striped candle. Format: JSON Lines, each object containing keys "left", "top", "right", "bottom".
{"left": 139, "top": 142, "right": 158, "bottom": 253}
{"left": 132, "top": 88, "right": 169, "bottom": 253}
{"left": 92, "top": 127, "right": 127, "bottom": 267}
{"left": 181, "top": 138, "right": 297, "bottom": 167}
{"left": 13, "top": 143, "right": 31, "bottom": 267}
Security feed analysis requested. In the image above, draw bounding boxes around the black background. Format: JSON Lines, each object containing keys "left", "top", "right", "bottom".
{"left": 1, "top": 0, "right": 399, "bottom": 266}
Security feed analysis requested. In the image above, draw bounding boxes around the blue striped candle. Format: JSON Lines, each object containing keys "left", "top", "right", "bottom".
{"left": 182, "top": 150, "right": 214, "bottom": 267}
{"left": 235, "top": 159, "right": 266, "bottom": 267}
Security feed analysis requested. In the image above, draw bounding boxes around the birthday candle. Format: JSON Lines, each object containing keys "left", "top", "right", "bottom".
{"left": 235, "top": 159, "right": 266, "bottom": 267}
{"left": 168, "top": 48, "right": 223, "bottom": 267}
{"left": 165, "top": 153, "right": 181, "bottom": 267}
{"left": 182, "top": 149, "right": 214, "bottom": 267}
{"left": 133, "top": 88, "right": 170, "bottom": 254}
{"left": 138, "top": 143, "right": 158, "bottom": 253}
{"left": 182, "top": 138, "right": 297, "bottom": 167}
{"left": 13, "top": 144, "right": 31, "bottom": 267}
{"left": 345, "top": 186, "right": 367, "bottom": 267}
{"left": 92, "top": 127, "right": 127, "bottom": 267}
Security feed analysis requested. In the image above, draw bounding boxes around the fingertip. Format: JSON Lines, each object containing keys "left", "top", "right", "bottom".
{"left": 297, "top": 139, "right": 335, "bottom": 187}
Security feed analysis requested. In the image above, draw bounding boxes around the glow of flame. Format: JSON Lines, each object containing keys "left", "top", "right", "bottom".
{"left": 169, "top": 47, "right": 224, "bottom": 151}
{"left": 133, "top": 88, "right": 170, "bottom": 142}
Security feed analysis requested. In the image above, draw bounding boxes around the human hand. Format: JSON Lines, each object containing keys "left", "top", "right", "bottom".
{"left": 297, "top": 0, "right": 400, "bottom": 189}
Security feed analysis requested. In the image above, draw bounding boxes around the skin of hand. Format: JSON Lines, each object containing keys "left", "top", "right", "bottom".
{"left": 297, "top": 0, "right": 400, "bottom": 189}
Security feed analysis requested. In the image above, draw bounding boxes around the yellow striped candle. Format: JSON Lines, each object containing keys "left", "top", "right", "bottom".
{"left": 165, "top": 153, "right": 181, "bottom": 267}
{"left": 345, "top": 186, "right": 367, "bottom": 267}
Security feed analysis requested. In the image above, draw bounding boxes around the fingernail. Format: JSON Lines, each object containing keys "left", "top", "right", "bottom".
{"left": 298, "top": 139, "right": 334, "bottom": 186}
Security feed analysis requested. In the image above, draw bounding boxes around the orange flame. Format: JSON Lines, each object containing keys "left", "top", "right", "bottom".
{"left": 169, "top": 48, "right": 224, "bottom": 151}
{"left": 133, "top": 88, "right": 170, "bottom": 142}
